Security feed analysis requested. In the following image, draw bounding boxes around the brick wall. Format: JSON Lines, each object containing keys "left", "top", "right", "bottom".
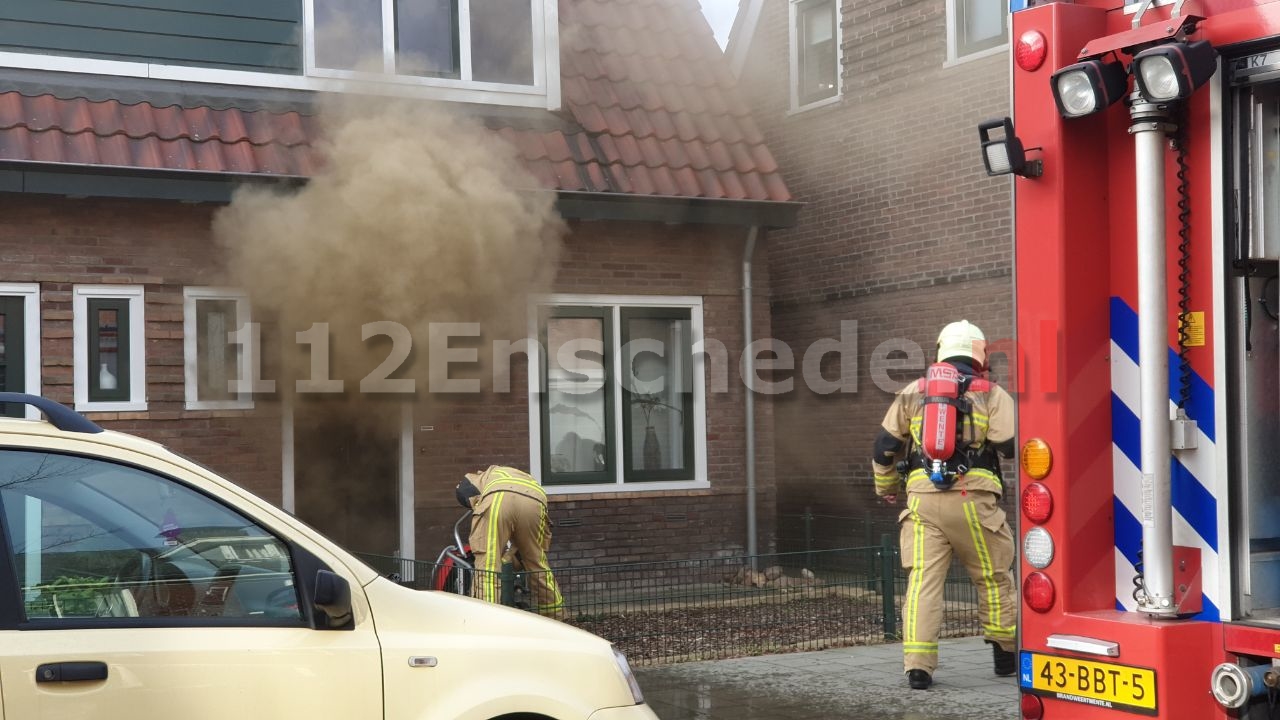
{"left": 1, "top": 196, "right": 777, "bottom": 567}
{"left": 737, "top": 0, "right": 1015, "bottom": 525}
{"left": 413, "top": 219, "right": 779, "bottom": 565}
{"left": 0, "top": 195, "right": 284, "bottom": 501}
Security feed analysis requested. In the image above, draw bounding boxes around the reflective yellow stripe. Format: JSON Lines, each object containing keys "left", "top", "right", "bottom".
{"left": 905, "top": 496, "right": 925, "bottom": 646}
{"left": 904, "top": 641, "right": 938, "bottom": 653}
{"left": 964, "top": 500, "right": 1001, "bottom": 634}
{"left": 964, "top": 468, "right": 1002, "bottom": 489}
{"left": 487, "top": 477, "right": 546, "bottom": 500}
{"left": 875, "top": 473, "right": 898, "bottom": 490}
{"left": 537, "top": 504, "right": 564, "bottom": 610}
{"left": 906, "top": 469, "right": 932, "bottom": 489}
{"left": 478, "top": 492, "right": 506, "bottom": 602}
{"left": 984, "top": 623, "right": 1016, "bottom": 638}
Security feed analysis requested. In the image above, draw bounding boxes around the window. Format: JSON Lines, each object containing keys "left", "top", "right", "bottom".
{"left": 309, "top": 0, "right": 539, "bottom": 87}
{"left": 184, "top": 288, "right": 252, "bottom": 411}
{"left": 530, "top": 296, "right": 707, "bottom": 491}
{"left": 947, "top": 0, "right": 1008, "bottom": 62}
{"left": 0, "top": 450, "right": 302, "bottom": 625}
{"left": 0, "top": 283, "right": 40, "bottom": 419}
{"left": 790, "top": 0, "right": 841, "bottom": 111}
{"left": 74, "top": 286, "right": 145, "bottom": 412}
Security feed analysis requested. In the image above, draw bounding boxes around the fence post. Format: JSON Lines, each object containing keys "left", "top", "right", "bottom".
{"left": 880, "top": 532, "right": 898, "bottom": 640}
{"left": 803, "top": 506, "right": 814, "bottom": 568}
{"left": 500, "top": 561, "right": 515, "bottom": 606}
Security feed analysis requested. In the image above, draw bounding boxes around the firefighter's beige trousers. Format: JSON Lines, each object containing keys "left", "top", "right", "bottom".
{"left": 470, "top": 490, "right": 564, "bottom": 615}
{"left": 899, "top": 489, "right": 1017, "bottom": 674}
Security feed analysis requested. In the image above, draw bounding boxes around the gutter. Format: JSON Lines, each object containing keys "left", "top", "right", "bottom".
{"left": 743, "top": 225, "right": 761, "bottom": 562}
{"left": 0, "top": 163, "right": 804, "bottom": 230}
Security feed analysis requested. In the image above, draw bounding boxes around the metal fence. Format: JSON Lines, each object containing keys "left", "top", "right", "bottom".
{"left": 358, "top": 535, "right": 985, "bottom": 667}
{"left": 778, "top": 509, "right": 913, "bottom": 553}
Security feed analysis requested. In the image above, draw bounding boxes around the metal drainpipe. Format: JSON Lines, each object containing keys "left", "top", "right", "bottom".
{"left": 743, "top": 225, "right": 760, "bottom": 563}
{"left": 1130, "top": 91, "right": 1176, "bottom": 615}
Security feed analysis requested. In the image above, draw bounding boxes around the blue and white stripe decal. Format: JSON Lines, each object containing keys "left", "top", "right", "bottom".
{"left": 1110, "top": 297, "right": 1220, "bottom": 620}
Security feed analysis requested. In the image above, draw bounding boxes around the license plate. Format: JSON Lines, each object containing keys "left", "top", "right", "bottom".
{"left": 1020, "top": 651, "right": 1158, "bottom": 715}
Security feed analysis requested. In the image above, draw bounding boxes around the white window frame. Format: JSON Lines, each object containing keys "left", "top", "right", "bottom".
{"left": 527, "top": 294, "right": 710, "bottom": 495}
{"left": 0, "top": 0, "right": 561, "bottom": 111}
{"left": 788, "top": 0, "right": 843, "bottom": 114}
{"left": 0, "top": 283, "right": 42, "bottom": 420}
{"left": 183, "top": 287, "right": 253, "bottom": 411}
{"left": 944, "top": 0, "right": 1009, "bottom": 67}
{"left": 73, "top": 285, "right": 146, "bottom": 413}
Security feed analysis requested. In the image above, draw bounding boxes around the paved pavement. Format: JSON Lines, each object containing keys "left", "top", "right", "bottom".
{"left": 633, "top": 637, "right": 1019, "bottom": 720}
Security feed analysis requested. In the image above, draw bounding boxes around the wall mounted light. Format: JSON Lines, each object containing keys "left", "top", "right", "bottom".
{"left": 978, "top": 117, "right": 1042, "bottom": 178}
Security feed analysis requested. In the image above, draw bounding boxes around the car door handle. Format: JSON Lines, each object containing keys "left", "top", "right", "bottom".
{"left": 36, "top": 661, "right": 108, "bottom": 683}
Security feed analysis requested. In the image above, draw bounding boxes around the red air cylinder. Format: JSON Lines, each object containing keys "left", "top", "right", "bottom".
{"left": 921, "top": 363, "right": 961, "bottom": 461}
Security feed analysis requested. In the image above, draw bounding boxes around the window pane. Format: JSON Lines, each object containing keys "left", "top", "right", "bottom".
{"left": 470, "top": 0, "right": 534, "bottom": 85}
{"left": 957, "top": 0, "right": 1007, "bottom": 57}
{"left": 396, "top": 0, "right": 460, "bottom": 78}
{"left": 545, "top": 317, "right": 607, "bottom": 475}
{"left": 315, "top": 0, "right": 384, "bottom": 71}
{"left": 798, "top": 0, "right": 838, "bottom": 105}
{"left": 196, "top": 299, "right": 241, "bottom": 403}
{"left": 89, "top": 299, "right": 129, "bottom": 402}
{"left": 0, "top": 451, "right": 302, "bottom": 623}
{"left": 0, "top": 450, "right": 302, "bottom": 620}
{"left": 0, "top": 312, "right": 8, "bottom": 393}
{"left": 0, "top": 298, "right": 22, "bottom": 417}
{"left": 624, "top": 317, "right": 691, "bottom": 475}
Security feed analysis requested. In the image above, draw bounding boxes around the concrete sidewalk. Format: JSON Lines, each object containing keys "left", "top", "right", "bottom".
{"left": 633, "top": 637, "right": 1019, "bottom": 720}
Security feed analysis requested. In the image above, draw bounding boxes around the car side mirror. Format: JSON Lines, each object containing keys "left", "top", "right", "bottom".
{"left": 313, "top": 569, "right": 353, "bottom": 629}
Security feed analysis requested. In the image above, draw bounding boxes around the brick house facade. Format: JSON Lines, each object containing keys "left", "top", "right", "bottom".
{"left": 730, "top": 0, "right": 1015, "bottom": 532}
{"left": 0, "top": 0, "right": 794, "bottom": 567}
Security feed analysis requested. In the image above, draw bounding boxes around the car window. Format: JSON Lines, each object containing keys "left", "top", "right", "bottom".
{"left": 0, "top": 450, "right": 303, "bottom": 625}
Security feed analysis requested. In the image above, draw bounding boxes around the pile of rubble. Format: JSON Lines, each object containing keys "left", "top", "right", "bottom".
{"left": 723, "top": 565, "right": 820, "bottom": 589}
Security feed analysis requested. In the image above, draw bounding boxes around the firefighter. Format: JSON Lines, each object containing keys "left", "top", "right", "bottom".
{"left": 871, "top": 320, "right": 1017, "bottom": 690}
{"left": 455, "top": 465, "right": 565, "bottom": 618}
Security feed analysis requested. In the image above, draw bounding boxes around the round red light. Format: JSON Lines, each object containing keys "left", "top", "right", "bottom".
{"left": 1021, "top": 693, "right": 1045, "bottom": 719}
{"left": 1016, "top": 30, "right": 1047, "bottom": 72}
{"left": 1022, "top": 482, "right": 1053, "bottom": 524}
{"left": 1024, "top": 571, "right": 1055, "bottom": 612}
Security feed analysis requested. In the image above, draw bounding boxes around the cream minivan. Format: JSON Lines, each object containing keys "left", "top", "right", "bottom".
{"left": 0, "top": 395, "right": 658, "bottom": 720}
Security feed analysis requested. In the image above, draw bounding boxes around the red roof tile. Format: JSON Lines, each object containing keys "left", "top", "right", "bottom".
{"left": 0, "top": 0, "right": 790, "bottom": 202}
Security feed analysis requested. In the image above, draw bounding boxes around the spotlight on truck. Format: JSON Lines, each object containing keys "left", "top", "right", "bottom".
{"left": 1050, "top": 58, "right": 1129, "bottom": 118}
{"left": 1132, "top": 40, "right": 1217, "bottom": 102}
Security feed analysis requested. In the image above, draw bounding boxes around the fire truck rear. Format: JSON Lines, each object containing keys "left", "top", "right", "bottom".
{"left": 985, "top": 0, "right": 1280, "bottom": 717}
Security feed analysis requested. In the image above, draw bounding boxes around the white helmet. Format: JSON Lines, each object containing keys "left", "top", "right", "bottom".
{"left": 936, "top": 320, "right": 987, "bottom": 367}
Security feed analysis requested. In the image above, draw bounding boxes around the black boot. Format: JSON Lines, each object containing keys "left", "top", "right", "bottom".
{"left": 988, "top": 640, "right": 1016, "bottom": 676}
{"left": 908, "top": 669, "right": 932, "bottom": 689}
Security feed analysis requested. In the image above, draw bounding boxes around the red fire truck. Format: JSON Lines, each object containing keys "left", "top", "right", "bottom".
{"left": 980, "top": 0, "right": 1280, "bottom": 717}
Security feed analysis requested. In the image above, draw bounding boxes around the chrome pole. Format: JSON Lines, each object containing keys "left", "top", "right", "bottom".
{"left": 1130, "top": 92, "right": 1176, "bottom": 614}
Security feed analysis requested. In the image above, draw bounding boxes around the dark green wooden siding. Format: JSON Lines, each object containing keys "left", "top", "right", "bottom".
{"left": 0, "top": 0, "right": 303, "bottom": 74}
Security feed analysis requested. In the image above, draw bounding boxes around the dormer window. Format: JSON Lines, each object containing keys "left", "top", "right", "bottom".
{"left": 308, "top": 0, "right": 539, "bottom": 88}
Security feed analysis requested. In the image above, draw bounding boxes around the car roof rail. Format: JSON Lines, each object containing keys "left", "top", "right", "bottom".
{"left": 0, "top": 393, "right": 103, "bottom": 434}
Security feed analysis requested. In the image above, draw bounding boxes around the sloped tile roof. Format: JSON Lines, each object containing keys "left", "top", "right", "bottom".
{"left": 0, "top": 0, "right": 789, "bottom": 202}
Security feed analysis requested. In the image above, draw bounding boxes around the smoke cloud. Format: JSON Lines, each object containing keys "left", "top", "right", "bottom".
{"left": 212, "top": 96, "right": 565, "bottom": 408}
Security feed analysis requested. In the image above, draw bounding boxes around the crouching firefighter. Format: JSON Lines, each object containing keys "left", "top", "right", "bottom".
{"left": 456, "top": 465, "right": 565, "bottom": 618}
{"left": 871, "top": 320, "right": 1017, "bottom": 690}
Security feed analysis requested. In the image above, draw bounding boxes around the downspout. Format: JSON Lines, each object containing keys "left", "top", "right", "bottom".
{"left": 1130, "top": 91, "right": 1176, "bottom": 615}
{"left": 743, "top": 225, "right": 760, "bottom": 562}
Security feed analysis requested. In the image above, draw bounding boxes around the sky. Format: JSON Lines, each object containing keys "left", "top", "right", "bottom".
{"left": 700, "top": 0, "right": 740, "bottom": 49}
